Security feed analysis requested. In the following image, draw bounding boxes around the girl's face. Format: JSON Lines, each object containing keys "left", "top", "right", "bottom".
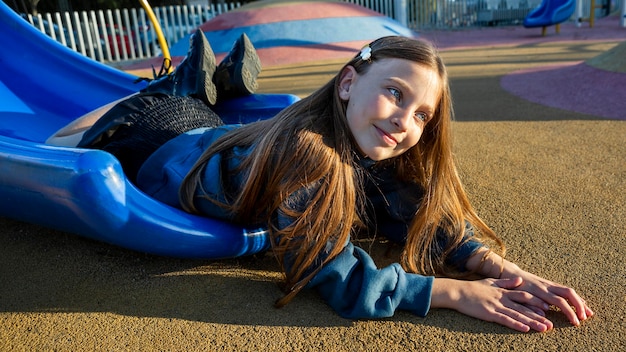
{"left": 339, "top": 58, "right": 442, "bottom": 161}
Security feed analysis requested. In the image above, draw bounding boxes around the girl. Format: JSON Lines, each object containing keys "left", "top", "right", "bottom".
{"left": 50, "top": 34, "right": 593, "bottom": 332}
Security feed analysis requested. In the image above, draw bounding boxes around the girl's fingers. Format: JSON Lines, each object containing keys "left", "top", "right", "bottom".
{"left": 507, "top": 290, "right": 550, "bottom": 311}
{"left": 585, "top": 306, "right": 595, "bottom": 318}
{"left": 545, "top": 286, "right": 591, "bottom": 326}
{"left": 493, "top": 313, "right": 532, "bottom": 333}
{"left": 499, "top": 274, "right": 593, "bottom": 327}
{"left": 525, "top": 304, "right": 547, "bottom": 317}
{"left": 507, "top": 295, "right": 554, "bottom": 332}
{"left": 496, "top": 302, "right": 553, "bottom": 332}
{"left": 493, "top": 276, "right": 523, "bottom": 290}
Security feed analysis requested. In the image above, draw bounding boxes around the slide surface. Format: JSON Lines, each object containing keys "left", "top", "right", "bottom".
{"left": 0, "top": 3, "right": 298, "bottom": 259}
{"left": 523, "top": 0, "right": 576, "bottom": 28}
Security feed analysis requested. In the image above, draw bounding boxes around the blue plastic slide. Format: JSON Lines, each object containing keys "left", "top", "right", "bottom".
{"left": 523, "top": 0, "right": 576, "bottom": 29}
{"left": 0, "top": 2, "right": 298, "bottom": 259}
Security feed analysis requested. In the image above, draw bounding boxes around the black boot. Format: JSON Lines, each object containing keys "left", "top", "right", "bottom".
{"left": 213, "top": 33, "right": 262, "bottom": 99}
{"left": 142, "top": 29, "right": 217, "bottom": 106}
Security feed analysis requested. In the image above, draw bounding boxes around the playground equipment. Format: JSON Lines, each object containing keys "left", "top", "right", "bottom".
{"left": 0, "top": 2, "right": 299, "bottom": 259}
{"left": 523, "top": 0, "right": 577, "bottom": 35}
{"left": 167, "top": 1, "right": 418, "bottom": 59}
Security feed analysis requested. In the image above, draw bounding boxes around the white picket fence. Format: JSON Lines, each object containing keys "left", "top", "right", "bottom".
{"left": 20, "top": 0, "right": 552, "bottom": 63}
{"left": 20, "top": 2, "right": 241, "bottom": 63}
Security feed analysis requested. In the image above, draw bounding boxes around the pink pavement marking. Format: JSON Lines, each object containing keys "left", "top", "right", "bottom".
{"left": 419, "top": 15, "right": 625, "bottom": 120}
{"left": 122, "top": 10, "right": 625, "bottom": 120}
{"left": 420, "top": 15, "right": 626, "bottom": 50}
{"left": 200, "top": 2, "right": 381, "bottom": 31}
{"left": 121, "top": 40, "right": 370, "bottom": 71}
{"left": 254, "top": 40, "right": 368, "bottom": 67}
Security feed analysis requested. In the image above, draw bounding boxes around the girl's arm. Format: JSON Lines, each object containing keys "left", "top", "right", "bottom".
{"left": 277, "top": 188, "right": 436, "bottom": 320}
{"left": 464, "top": 248, "right": 594, "bottom": 328}
{"left": 306, "top": 240, "right": 556, "bottom": 332}
{"left": 305, "top": 240, "right": 436, "bottom": 319}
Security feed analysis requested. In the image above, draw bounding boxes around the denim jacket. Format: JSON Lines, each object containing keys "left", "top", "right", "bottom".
{"left": 137, "top": 125, "right": 484, "bottom": 319}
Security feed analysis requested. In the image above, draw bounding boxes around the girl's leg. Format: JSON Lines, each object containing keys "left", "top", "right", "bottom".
{"left": 47, "top": 30, "right": 261, "bottom": 148}
{"left": 46, "top": 94, "right": 136, "bottom": 146}
{"left": 47, "top": 29, "right": 215, "bottom": 147}
{"left": 142, "top": 29, "right": 217, "bottom": 106}
{"left": 75, "top": 93, "right": 224, "bottom": 183}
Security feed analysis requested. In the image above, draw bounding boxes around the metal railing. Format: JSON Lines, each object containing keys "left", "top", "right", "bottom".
{"left": 350, "top": 0, "right": 543, "bottom": 28}
{"left": 407, "top": 0, "right": 543, "bottom": 29}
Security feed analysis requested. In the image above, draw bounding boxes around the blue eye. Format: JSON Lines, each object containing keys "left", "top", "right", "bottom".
{"left": 415, "top": 112, "right": 428, "bottom": 122}
{"left": 388, "top": 87, "right": 429, "bottom": 123}
{"left": 389, "top": 88, "right": 401, "bottom": 101}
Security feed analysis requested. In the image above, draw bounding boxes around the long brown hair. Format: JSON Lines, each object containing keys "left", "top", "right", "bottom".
{"left": 179, "top": 36, "right": 503, "bottom": 306}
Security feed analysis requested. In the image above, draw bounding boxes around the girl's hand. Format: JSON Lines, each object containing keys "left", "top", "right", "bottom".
{"left": 500, "top": 263, "right": 594, "bottom": 327}
{"left": 431, "top": 277, "right": 554, "bottom": 332}
{"left": 466, "top": 249, "right": 594, "bottom": 328}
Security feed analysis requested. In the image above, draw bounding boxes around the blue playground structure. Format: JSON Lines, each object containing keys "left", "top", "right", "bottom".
{"left": 0, "top": 2, "right": 299, "bottom": 259}
{"left": 523, "top": 0, "right": 577, "bottom": 35}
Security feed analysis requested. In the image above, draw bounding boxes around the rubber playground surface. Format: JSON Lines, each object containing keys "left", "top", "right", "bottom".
{"left": 1, "top": 7, "right": 625, "bottom": 352}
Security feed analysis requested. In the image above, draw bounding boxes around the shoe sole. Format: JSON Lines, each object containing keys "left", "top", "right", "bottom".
{"left": 235, "top": 33, "right": 261, "bottom": 95}
{"left": 192, "top": 31, "right": 218, "bottom": 105}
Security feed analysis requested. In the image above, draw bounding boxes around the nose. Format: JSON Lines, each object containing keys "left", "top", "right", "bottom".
{"left": 390, "top": 109, "right": 413, "bottom": 132}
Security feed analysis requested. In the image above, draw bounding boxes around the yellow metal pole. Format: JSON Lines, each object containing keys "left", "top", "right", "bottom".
{"left": 138, "top": 0, "right": 172, "bottom": 73}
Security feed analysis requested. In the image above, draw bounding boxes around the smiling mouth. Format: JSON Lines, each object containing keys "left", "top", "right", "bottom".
{"left": 374, "top": 126, "right": 397, "bottom": 146}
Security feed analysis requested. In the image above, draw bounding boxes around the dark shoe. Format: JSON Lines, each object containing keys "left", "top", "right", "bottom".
{"left": 213, "top": 33, "right": 261, "bottom": 99}
{"left": 142, "top": 29, "right": 217, "bottom": 105}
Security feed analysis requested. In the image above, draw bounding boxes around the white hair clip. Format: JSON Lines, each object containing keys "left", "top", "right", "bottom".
{"left": 359, "top": 45, "right": 372, "bottom": 62}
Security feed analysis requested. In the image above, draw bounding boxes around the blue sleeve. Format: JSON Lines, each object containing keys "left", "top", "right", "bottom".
{"left": 276, "top": 186, "right": 434, "bottom": 319}
{"left": 305, "top": 241, "right": 434, "bottom": 319}
{"left": 301, "top": 224, "right": 482, "bottom": 319}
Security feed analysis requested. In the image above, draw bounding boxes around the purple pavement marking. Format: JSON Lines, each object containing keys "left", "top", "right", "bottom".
{"left": 501, "top": 62, "right": 626, "bottom": 120}
{"left": 420, "top": 15, "right": 626, "bottom": 120}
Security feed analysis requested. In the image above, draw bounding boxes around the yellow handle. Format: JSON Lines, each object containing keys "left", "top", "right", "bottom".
{"left": 139, "top": 0, "right": 172, "bottom": 73}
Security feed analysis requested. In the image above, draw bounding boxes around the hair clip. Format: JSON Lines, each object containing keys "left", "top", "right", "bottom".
{"left": 359, "top": 45, "right": 372, "bottom": 62}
